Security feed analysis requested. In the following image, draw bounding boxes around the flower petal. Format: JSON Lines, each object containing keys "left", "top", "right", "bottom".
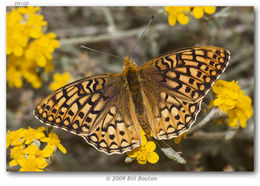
{"left": 140, "top": 132, "right": 147, "bottom": 146}
{"left": 42, "top": 145, "right": 55, "bottom": 157}
{"left": 147, "top": 152, "right": 159, "bottom": 164}
{"left": 204, "top": 6, "right": 216, "bottom": 14}
{"left": 13, "top": 46, "right": 23, "bottom": 56}
{"left": 145, "top": 141, "right": 156, "bottom": 152}
{"left": 58, "top": 144, "right": 67, "bottom": 154}
{"left": 177, "top": 14, "right": 189, "bottom": 25}
{"left": 168, "top": 16, "right": 176, "bottom": 26}
{"left": 36, "top": 158, "right": 48, "bottom": 169}
{"left": 193, "top": 7, "right": 204, "bottom": 19}
{"left": 9, "top": 160, "right": 18, "bottom": 167}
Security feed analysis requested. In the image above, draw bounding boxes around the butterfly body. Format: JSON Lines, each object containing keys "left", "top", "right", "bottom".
{"left": 123, "top": 56, "right": 152, "bottom": 136}
{"left": 34, "top": 46, "right": 230, "bottom": 154}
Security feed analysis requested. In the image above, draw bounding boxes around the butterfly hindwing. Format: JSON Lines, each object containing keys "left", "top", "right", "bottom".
{"left": 140, "top": 46, "right": 230, "bottom": 102}
{"left": 142, "top": 85, "right": 202, "bottom": 140}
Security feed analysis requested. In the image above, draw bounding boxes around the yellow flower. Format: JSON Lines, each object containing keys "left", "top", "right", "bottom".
{"left": 127, "top": 128, "right": 159, "bottom": 164}
{"left": 6, "top": 128, "right": 25, "bottom": 148}
{"left": 44, "top": 60, "right": 54, "bottom": 74}
{"left": 165, "top": 6, "right": 191, "bottom": 26}
{"left": 192, "top": 6, "right": 216, "bottom": 19}
{"left": 22, "top": 127, "right": 46, "bottom": 145}
{"left": 6, "top": 65, "right": 23, "bottom": 88}
{"left": 174, "top": 132, "right": 187, "bottom": 144}
{"left": 18, "top": 155, "right": 48, "bottom": 172}
{"left": 7, "top": 127, "right": 67, "bottom": 171}
{"left": 23, "top": 70, "right": 43, "bottom": 89}
{"left": 9, "top": 145, "right": 26, "bottom": 167}
{"left": 212, "top": 80, "right": 253, "bottom": 128}
{"left": 6, "top": 9, "right": 28, "bottom": 56}
{"left": 24, "top": 144, "right": 50, "bottom": 158}
{"left": 49, "top": 72, "right": 73, "bottom": 91}
{"left": 41, "top": 132, "right": 67, "bottom": 155}
{"left": 18, "top": 6, "right": 47, "bottom": 39}
{"left": 7, "top": 127, "right": 45, "bottom": 148}
{"left": 9, "top": 59, "right": 43, "bottom": 89}
{"left": 212, "top": 80, "right": 241, "bottom": 112}
{"left": 6, "top": 7, "right": 59, "bottom": 89}
{"left": 6, "top": 7, "right": 47, "bottom": 56}
{"left": 25, "top": 33, "right": 59, "bottom": 67}
{"left": 227, "top": 93, "right": 253, "bottom": 128}
{"left": 9, "top": 144, "right": 49, "bottom": 171}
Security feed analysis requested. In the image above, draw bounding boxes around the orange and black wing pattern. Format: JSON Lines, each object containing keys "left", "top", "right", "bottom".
{"left": 140, "top": 46, "right": 230, "bottom": 139}
{"left": 140, "top": 46, "right": 230, "bottom": 103}
{"left": 34, "top": 74, "right": 124, "bottom": 135}
{"left": 34, "top": 74, "right": 142, "bottom": 154}
{"left": 82, "top": 87, "right": 142, "bottom": 154}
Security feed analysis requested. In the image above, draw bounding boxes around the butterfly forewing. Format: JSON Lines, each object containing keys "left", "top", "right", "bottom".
{"left": 140, "top": 46, "right": 230, "bottom": 102}
{"left": 35, "top": 74, "right": 123, "bottom": 134}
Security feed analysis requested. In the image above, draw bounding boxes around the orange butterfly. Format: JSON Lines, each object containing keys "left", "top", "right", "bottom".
{"left": 34, "top": 46, "right": 230, "bottom": 154}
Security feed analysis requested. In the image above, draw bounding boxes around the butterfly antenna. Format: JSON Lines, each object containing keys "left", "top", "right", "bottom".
{"left": 129, "top": 15, "right": 155, "bottom": 58}
{"left": 80, "top": 45, "right": 124, "bottom": 60}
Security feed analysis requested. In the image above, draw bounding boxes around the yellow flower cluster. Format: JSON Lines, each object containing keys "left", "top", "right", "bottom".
{"left": 165, "top": 6, "right": 191, "bottom": 26}
{"left": 49, "top": 72, "right": 74, "bottom": 91}
{"left": 6, "top": 7, "right": 59, "bottom": 89}
{"left": 127, "top": 129, "right": 159, "bottom": 164}
{"left": 126, "top": 129, "right": 188, "bottom": 164}
{"left": 192, "top": 6, "right": 216, "bottom": 19}
{"left": 7, "top": 127, "right": 67, "bottom": 172}
{"left": 165, "top": 6, "right": 216, "bottom": 26}
{"left": 212, "top": 80, "right": 253, "bottom": 128}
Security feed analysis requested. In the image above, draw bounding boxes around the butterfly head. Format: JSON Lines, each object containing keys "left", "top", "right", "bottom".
{"left": 123, "top": 56, "right": 139, "bottom": 76}
{"left": 124, "top": 56, "right": 134, "bottom": 66}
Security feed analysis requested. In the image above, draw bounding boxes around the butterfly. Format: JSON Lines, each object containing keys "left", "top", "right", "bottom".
{"left": 34, "top": 46, "right": 230, "bottom": 155}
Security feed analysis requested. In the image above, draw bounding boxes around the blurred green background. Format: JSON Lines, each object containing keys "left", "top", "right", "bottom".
{"left": 6, "top": 7, "right": 254, "bottom": 171}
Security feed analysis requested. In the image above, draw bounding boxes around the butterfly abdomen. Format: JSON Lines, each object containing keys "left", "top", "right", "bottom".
{"left": 126, "top": 69, "right": 143, "bottom": 113}
{"left": 124, "top": 63, "right": 151, "bottom": 136}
